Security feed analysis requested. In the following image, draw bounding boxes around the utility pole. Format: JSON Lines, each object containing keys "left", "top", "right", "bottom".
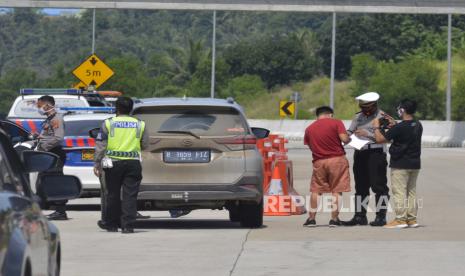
{"left": 446, "top": 13, "right": 452, "bottom": 121}
{"left": 210, "top": 10, "right": 217, "bottom": 98}
{"left": 92, "top": 8, "right": 96, "bottom": 54}
{"left": 330, "top": 12, "right": 336, "bottom": 109}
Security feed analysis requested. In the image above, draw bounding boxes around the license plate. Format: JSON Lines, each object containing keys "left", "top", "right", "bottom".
{"left": 82, "top": 149, "right": 95, "bottom": 161}
{"left": 163, "top": 150, "right": 210, "bottom": 163}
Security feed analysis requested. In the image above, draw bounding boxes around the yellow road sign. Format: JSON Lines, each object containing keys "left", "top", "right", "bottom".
{"left": 280, "top": 101, "right": 295, "bottom": 117}
{"left": 72, "top": 54, "right": 114, "bottom": 89}
{"left": 73, "top": 81, "right": 87, "bottom": 90}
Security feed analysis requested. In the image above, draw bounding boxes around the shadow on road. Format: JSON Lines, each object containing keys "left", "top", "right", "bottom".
{"left": 64, "top": 204, "right": 101, "bottom": 211}
{"left": 134, "top": 219, "right": 268, "bottom": 230}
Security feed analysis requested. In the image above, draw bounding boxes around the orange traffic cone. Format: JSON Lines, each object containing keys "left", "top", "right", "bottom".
{"left": 268, "top": 166, "right": 284, "bottom": 195}
{"left": 264, "top": 166, "right": 291, "bottom": 216}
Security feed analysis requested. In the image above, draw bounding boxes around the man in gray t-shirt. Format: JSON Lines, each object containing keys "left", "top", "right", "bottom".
{"left": 342, "top": 92, "right": 390, "bottom": 227}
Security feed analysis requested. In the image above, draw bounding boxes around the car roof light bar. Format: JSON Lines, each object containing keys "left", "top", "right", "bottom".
{"left": 20, "top": 88, "right": 84, "bottom": 95}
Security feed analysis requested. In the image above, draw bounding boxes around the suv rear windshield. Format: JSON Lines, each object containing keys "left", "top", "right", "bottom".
{"left": 13, "top": 98, "right": 88, "bottom": 118}
{"left": 64, "top": 120, "right": 104, "bottom": 137}
{"left": 135, "top": 106, "right": 249, "bottom": 137}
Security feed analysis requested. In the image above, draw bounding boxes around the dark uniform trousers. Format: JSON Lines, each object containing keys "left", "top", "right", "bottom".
{"left": 104, "top": 159, "right": 142, "bottom": 228}
{"left": 353, "top": 148, "right": 389, "bottom": 216}
{"left": 37, "top": 146, "right": 67, "bottom": 210}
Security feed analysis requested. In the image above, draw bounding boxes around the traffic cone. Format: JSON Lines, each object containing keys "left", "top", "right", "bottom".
{"left": 264, "top": 166, "right": 291, "bottom": 216}
{"left": 268, "top": 166, "right": 284, "bottom": 195}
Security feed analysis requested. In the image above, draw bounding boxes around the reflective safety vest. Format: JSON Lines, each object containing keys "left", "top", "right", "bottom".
{"left": 105, "top": 116, "right": 145, "bottom": 160}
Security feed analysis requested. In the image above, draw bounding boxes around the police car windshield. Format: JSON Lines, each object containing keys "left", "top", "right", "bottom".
{"left": 135, "top": 106, "right": 249, "bottom": 137}
{"left": 64, "top": 120, "right": 102, "bottom": 137}
{"left": 13, "top": 98, "right": 88, "bottom": 118}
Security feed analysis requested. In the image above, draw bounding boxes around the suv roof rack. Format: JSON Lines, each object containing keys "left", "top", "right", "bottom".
{"left": 60, "top": 107, "right": 115, "bottom": 114}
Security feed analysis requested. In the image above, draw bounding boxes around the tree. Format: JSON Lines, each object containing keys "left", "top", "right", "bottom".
{"left": 0, "top": 69, "right": 38, "bottom": 115}
{"left": 219, "top": 74, "right": 267, "bottom": 104}
{"left": 224, "top": 33, "right": 321, "bottom": 88}
{"left": 453, "top": 73, "right": 465, "bottom": 121}
{"left": 368, "top": 58, "right": 443, "bottom": 120}
{"left": 350, "top": 53, "right": 378, "bottom": 95}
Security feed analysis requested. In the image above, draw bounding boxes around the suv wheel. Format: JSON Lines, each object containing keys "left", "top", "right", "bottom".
{"left": 228, "top": 207, "right": 240, "bottom": 222}
{"left": 239, "top": 200, "right": 263, "bottom": 228}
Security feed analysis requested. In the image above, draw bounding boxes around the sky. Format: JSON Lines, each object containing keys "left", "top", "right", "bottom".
{"left": 42, "top": 8, "right": 81, "bottom": 15}
{"left": 0, "top": 8, "right": 81, "bottom": 15}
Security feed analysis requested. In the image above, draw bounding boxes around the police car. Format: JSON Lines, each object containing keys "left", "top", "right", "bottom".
{"left": 7, "top": 88, "right": 109, "bottom": 132}
{"left": 7, "top": 88, "right": 91, "bottom": 132}
{"left": 63, "top": 111, "right": 115, "bottom": 196}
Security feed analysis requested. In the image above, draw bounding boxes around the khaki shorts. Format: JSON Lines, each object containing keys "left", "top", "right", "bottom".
{"left": 311, "top": 156, "right": 351, "bottom": 193}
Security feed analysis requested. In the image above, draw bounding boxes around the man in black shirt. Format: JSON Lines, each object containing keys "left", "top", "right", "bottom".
{"left": 373, "top": 99, "right": 423, "bottom": 229}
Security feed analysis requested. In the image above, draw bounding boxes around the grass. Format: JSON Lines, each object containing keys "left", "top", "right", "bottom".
{"left": 240, "top": 77, "right": 359, "bottom": 120}
{"left": 435, "top": 54, "right": 465, "bottom": 92}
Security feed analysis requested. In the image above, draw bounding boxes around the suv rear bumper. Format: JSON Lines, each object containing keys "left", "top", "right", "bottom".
{"left": 137, "top": 176, "right": 262, "bottom": 203}
{"left": 138, "top": 185, "right": 261, "bottom": 202}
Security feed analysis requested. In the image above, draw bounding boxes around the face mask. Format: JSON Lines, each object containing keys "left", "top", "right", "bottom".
{"left": 360, "top": 104, "right": 375, "bottom": 116}
{"left": 38, "top": 106, "right": 54, "bottom": 116}
{"left": 397, "top": 107, "right": 404, "bottom": 118}
{"left": 38, "top": 107, "right": 47, "bottom": 115}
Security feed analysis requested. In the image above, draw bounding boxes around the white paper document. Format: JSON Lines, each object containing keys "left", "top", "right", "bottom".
{"left": 347, "top": 134, "right": 370, "bottom": 150}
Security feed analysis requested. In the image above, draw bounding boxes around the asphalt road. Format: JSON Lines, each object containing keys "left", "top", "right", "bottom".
{"left": 51, "top": 148, "right": 465, "bottom": 276}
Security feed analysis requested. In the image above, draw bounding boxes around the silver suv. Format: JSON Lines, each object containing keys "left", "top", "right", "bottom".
{"left": 133, "top": 97, "right": 268, "bottom": 227}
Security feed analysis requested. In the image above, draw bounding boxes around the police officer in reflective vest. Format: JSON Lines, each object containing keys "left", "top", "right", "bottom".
{"left": 94, "top": 97, "right": 148, "bottom": 233}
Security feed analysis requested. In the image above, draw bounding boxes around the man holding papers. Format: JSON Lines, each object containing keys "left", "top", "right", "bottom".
{"left": 303, "top": 106, "right": 351, "bottom": 227}
{"left": 342, "top": 92, "right": 390, "bottom": 227}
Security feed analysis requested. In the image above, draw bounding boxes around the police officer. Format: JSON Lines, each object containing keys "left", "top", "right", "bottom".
{"left": 343, "top": 92, "right": 389, "bottom": 227}
{"left": 35, "top": 95, "right": 68, "bottom": 220}
{"left": 94, "top": 97, "right": 148, "bottom": 233}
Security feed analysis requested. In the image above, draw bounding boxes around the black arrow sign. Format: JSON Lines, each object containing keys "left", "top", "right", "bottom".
{"left": 90, "top": 57, "right": 98, "bottom": 66}
{"left": 89, "top": 80, "right": 98, "bottom": 86}
{"left": 281, "top": 102, "right": 293, "bottom": 116}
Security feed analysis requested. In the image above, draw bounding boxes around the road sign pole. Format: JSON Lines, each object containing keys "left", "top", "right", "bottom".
{"left": 330, "top": 12, "right": 336, "bottom": 109}
{"left": 92, "top": 8, "right": 96, "bottom": 54}
{"left": 447, "top": 13, "right": 452, "bottom": 121}
{"left": 294, "top": 100, "right": 298, "bottom": 120}
{"left": 210, "top": 10, "right": 216, "bottom": 98}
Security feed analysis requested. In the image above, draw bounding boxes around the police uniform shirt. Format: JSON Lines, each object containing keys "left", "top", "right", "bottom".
{"left": 348, "top": 109, "right": 386, "bottom": 147}
{"left": 37, "top": 113, "right": 64, "bottom": 152}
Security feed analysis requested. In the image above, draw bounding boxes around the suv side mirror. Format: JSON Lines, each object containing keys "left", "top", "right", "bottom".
{"left": 89, "top": 128, "right": 100, "bottom": 139}
{"left": 38, "top": 175, "right": 82, "bottom": 201}
{"left": 22, "top": 150, "right": 58, "bottom": 173}
{"left": 251, "top": 127, "right": 270, "bottom": 139}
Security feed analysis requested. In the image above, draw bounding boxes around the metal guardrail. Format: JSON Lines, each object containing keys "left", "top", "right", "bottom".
{"left": 2, "top": 0, "right": 465, "bottom": 14}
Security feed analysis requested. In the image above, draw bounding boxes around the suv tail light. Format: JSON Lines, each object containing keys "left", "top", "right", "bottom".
{"left": 215, "top": 135, "right": 257, "bottom": 150}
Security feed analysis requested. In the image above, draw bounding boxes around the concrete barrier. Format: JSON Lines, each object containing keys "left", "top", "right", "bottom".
{"left": 248, "top": 119, "right": 465, "bottom": 148}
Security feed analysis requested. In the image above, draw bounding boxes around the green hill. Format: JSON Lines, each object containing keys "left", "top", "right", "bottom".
{"left": 241, "top": 77, "right": 359, "bottom": 120}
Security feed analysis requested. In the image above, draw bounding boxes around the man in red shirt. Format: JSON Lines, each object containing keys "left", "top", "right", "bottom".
{"left": 303, "top": 106, "right": 351, "bottom": 227}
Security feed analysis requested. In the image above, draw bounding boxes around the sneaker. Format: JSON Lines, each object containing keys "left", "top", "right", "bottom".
{"left": 369, "top": 215, "right": 386, "bottom": 227}
{"left": 407, "top": 220, "right": 419, "bottom": 228}
{"left": 329, "top": 219, "right": 341, "bottom": 227}
{"left": 341, "top": 215, "right": 368, "bottom": 226}
{"left": 46, "top": 211, "right": 68, "bottom": 221}
{"left": 303, "top": 218, "right": 316, "bottom": 227}
{"left": 384, "top": 220, "right": 408, "bottom": 229}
